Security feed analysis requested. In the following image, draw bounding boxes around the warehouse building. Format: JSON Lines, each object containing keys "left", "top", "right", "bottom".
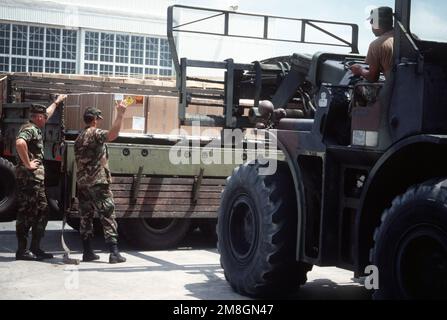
{"left": 0, "top": 0, "right": 174, "bottom": 78}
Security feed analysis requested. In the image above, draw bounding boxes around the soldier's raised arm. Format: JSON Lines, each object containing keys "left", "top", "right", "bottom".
{"left": 46, "top": 94, "right": 67, "bottom": 120}
{"left": 107, "top": 101, "right": 127, "bottom": 142}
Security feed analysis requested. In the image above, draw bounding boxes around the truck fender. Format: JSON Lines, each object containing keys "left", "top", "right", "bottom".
{"left": 354, "top": 134, "right": 447, "bottom": 275}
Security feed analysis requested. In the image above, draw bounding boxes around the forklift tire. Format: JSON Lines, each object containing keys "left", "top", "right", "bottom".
{"left": 371, "top": 179, "right": 447, "bottom": 300}
{"left": 119, "top": 218, "right": 191, "bottom": 250}
{"left": 0, "top": 157, "right": 17, "bottom": 220}
{"left": 217, "top": 161, "right": 312, "bottom": 298}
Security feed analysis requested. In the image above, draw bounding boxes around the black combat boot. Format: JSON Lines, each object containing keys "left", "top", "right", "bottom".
{"left": 15, "top": 236, "right": 37, "bottom": 261}
{"left": 82, "top": 238, "right": 100, "bottom": 262}
{"left": 109, "top": 243, "right": 126, "bottom": 264}
{"left": 30, "top": 236, "right": 54, "bottom": 260}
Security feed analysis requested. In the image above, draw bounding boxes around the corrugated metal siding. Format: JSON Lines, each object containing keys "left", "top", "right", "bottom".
{"left": 0, "top": 0, "right": 167, "bottom": 36}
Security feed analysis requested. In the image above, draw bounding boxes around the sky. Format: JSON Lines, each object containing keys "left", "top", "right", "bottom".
{"left": 49, "top": 0, "right": 393, "bottom": 56}
{"left": 33, "top": 0, "right": 447, "bottom": 64}
{"left": 170, "top": 0, "right": 394, "bottom": 60}
{"left": 168, "top": 0, "right": 394, "bottom": 63}
{"left": 166, "top": 0, "right": 447, "bottom": 66}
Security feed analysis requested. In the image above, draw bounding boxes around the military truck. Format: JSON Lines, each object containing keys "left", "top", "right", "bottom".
{"left": 168, "top": 0, "right": 447, "bottom": 299}
{"left": 0, "top": 73, "right": 279, "bottom": 249}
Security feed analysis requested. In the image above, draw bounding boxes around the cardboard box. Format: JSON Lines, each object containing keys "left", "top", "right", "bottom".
{"left": 64, "top": 94, "right": 113, "bottom": 131}
{"left": 63, "top": 92, "right": 225, "bottom": 137}
{"left": 146, "top": 96, "right": 179, "bottom": 135}
{"left": 64, "top": 95, "right": 80, "bottom": 131}
{"left": 96, "top": 94, "right": 113, "bottom": 130}
{"left": 112, "top": 94, "right": 146, "bottom": 133}
{"left": 64, "top": 105, "right": 80, "bottom": 131}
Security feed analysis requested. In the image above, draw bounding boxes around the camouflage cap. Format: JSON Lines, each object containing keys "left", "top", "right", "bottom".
{"left": 30, "top": 104, "right": 47, "bottom": 115}
{"left": 84, "top": 107, "right": 104, "bottom": 120}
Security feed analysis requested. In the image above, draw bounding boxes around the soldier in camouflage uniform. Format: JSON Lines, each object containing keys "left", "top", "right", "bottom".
{"left": 15, "top": 96, "right": 66, "bottom": 261}
{"left": 74, "top": 104, "right": 127, "bottom": 264}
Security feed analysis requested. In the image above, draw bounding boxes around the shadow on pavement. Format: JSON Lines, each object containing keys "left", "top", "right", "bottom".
{"left": 0, "top": 222, "right": 371, "bottom": 300}
{"left": 183, "top": 275, "right": 371, "bottom": 301}
{"left": 292, "top": 279, "right": 372, "bottom": 300}
{"left": 0, "top": 224, "right": 217, "bottom": 255}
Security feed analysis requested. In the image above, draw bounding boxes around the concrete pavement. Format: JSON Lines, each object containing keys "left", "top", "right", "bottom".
{"left": 0, "top": 221, "right": 370, "bottom": 300}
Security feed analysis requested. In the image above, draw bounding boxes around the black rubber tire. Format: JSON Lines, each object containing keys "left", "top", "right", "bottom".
{"left": 217, "top": 161, "right": 312, "bottom": 298}
{"left": 197, "top": 219, "right": 217, "bottom": 241}
{"left": 120, "top": 218, "right": 192, "bottom": 250}
{"left": 371, "top": 179, "right": 447, "bottom": 300}
{"left": 0, "top": 157, "right": 17, "bottom": 221}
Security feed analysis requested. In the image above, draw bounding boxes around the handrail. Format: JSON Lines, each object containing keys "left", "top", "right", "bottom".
{"left": 167, "top": 5, "right": 359, "bottom": 75}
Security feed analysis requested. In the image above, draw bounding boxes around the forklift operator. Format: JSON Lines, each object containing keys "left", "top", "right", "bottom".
{"left": 351, "top": 6, "right": 394, "bottom": 82}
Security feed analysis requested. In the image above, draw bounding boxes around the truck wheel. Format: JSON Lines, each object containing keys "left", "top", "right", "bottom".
{"left": 120, "top": 218, "right": 191, "bottom": 250}
{"left": 0, "top": 157, "right": 17, "bottom": 221}
{"left": 371, "top": 179, "right": 447, "bottom": 299}
{"left": 198, "top": 219, "right": 217, "bottom": 242}
{"left": 218, "top": 161, "right": 312, "bottom": 297}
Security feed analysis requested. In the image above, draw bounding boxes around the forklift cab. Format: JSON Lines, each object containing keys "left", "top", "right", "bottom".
{"left": 351, "top": 0, "right": 447, "bottom": 151}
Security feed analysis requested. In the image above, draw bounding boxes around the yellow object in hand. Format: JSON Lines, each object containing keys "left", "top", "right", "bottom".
{"left": 122, "top": 96, "right": 135, "bottom": 107}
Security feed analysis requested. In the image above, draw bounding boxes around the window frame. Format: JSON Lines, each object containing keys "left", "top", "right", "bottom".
{"left": 0, "top": 21, "right": 78, "bottom": 74}
{"left": 82, "top": 29, "right": 173, "bottom": 78}
{"left": 0, "top": 20, "right": 174, "bottom": 78}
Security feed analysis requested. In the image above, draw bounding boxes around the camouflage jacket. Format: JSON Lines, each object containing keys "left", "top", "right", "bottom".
{"left": 15, "top": 121, "right": 45, "bottom": 183}
{"left": 74, "top": 127, "right": 112, "bottom": 187}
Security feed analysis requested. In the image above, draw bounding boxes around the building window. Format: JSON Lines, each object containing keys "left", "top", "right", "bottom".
{"left": 131, "top": 36, "right": 144, "bottom": 65}
{"left": 1, "top": 23, "right": 174, "bottom": 78}
{"left": 115, "top": 34, "right": 129, "bottom": 64}
{"left": 12, "top": 25, "right": 27, "bottom": 56}
{"left": 45, "top": 60, "right": 60, "bottom": 73}
{"left": 0, "top": 56, "right": 9, "bottom": 72}
{"left": 11, "top": 57, "right": 26, "bottom": 72}
{"left": 159, "top": 69, "right": 173, "bottom": 77}
{"left": 62, "top": 30, "right": 77, "bottom": 60}
{"left": 82, "top": 30, "right": 173, "bottom": 78}
{"left": 130, "top": 66, "right": 143, "bottom": 78}
{"left": 100, "top": 64, "right": 113, "bottom": 76}
{"left": 28, "top": 59, "right": 44, "bottom": 72}
{"left": 145, "top": 67, "right": 158, "bottom": 76}
{"left": 62, "top": 61, "right": 76, "bottom": 74}
{"left": 145, "top": 37, "right": 158, "bottom": 66}
{"left": 159, "top": 39, "right": 172, "bottom": 68}
{"left": 29, "top": 26, "right": 44, "bottom": 57}
{"left": 84, "top": 63, "right": 98, "bottom": 75}
{"left": 0, "top": 24, "right": 10, "bottom": 55}
{"left": 0, "top": 22, "right": 78, "bottom": 74}
{"left": 46, "top": 28, "right": 61, "bottom": 59}
{"left": 100, "top": 33, "right": 114, "bottom": 62}
{"left": 85, "top": 31, "right": 99, "bottom": 61}
{"left": 115, "top": 65, "right": 128, "bottom": 76}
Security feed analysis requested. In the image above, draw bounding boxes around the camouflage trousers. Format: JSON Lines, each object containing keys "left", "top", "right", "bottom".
{"left": 16, "top": 180, "right": 49, "bottom": 239}
{"left": 78, "top": 184, "right": 118, "bottom": 244}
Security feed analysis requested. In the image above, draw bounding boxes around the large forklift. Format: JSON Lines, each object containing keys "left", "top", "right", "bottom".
{"left": 168, "top": 0, "right": 447, "bottom": 299}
